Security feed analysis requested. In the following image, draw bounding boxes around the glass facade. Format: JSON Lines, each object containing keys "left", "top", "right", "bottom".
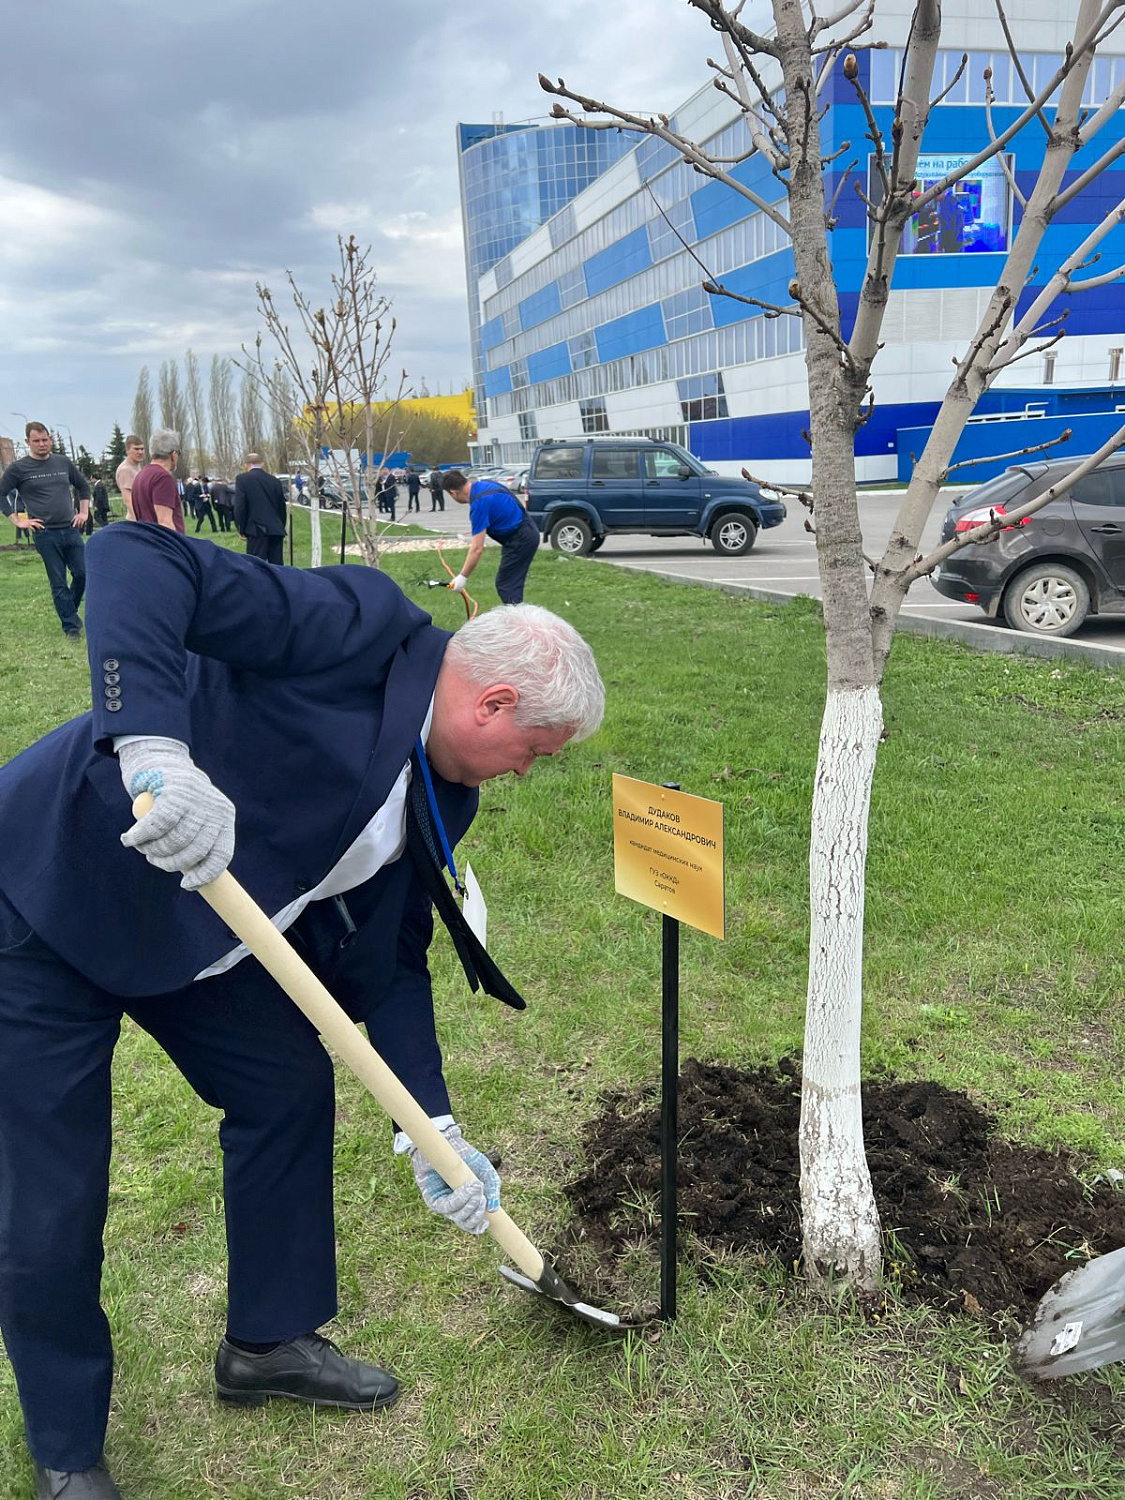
{"left": 461, "top": 40, "right": 1125, "bottom": 475}
{"left": 457, "top": 122, "right": 632, "bottom": 441}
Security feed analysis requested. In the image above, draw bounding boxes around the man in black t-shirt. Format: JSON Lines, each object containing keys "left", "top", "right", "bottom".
{"left": 0, "top": 422, "right": 90, "bottom": 637}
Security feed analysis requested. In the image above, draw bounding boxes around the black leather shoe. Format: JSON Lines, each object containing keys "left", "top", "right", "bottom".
{"left": 33, "top": 1460, "right": 122, "bottom": 1499}
{"left": 214, "top": 1332, "right": 399, "bottom": 1411}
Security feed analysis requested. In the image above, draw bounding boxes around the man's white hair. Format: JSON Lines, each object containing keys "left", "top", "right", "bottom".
{"left": 446, "top": 604, "right": 604, "bottom": 740}
{"left": 149, "top": 429, "right": 180, "bottom": 460}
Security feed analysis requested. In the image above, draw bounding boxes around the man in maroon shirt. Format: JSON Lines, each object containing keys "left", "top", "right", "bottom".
{"left": 129, "top": 430, "right": 185, "bottom": 532}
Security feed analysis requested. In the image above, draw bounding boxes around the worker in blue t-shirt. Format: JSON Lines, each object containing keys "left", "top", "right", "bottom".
{"left": 441, "top": 470, "right": 540, "bottom": 605}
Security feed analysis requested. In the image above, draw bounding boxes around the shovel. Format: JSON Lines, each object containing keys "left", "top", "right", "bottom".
{"left": 1013, "top": 1243, "right": 1125, "bottom": 1380}
{"left": 132, "top": 795, "right": 629, "bottom": 1331}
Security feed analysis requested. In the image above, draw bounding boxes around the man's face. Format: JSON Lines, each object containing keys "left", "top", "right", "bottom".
{"left": 457, "top": 715, "right": 573, "bottom": 787}
{"left": 28, "top": 429, "right": 52, "bottom": 458}
{"left": 428, "top": 679, "right": 573, "bottom": 787}
{"left": 450, "top": 484, "right": 470, "bottom": 506}
{"left": 127, "top": 442, "right": 145, "bottom": 464}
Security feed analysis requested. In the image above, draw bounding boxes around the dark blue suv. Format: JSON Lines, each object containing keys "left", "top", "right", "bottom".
{"left": 526, "top": 438, "right": 786, "bottom": 556}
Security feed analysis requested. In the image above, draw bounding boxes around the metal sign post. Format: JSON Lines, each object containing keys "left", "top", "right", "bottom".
{"left": 660, "top": 898, "right": 680, "bottom": 1321}
{"left": 612, "top": 774, "right": 725, "bottom": 1323}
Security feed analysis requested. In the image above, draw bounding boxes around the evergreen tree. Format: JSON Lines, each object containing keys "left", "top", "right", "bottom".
{"left": 75, "top": 445, "right": 97, "bottom": 478}
{"left": 105, "top": 425, "right": 127, "bottom": 472}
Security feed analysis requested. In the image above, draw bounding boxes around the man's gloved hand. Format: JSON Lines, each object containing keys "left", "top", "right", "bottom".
{"left": 408, "top": 1122, "right": 501, "bottom": 1235}
{"left": 117, "top": 736, "right": 236, "bottom": 890}
{"left": 448, "top": 574, "right": 468, "bottom": 593}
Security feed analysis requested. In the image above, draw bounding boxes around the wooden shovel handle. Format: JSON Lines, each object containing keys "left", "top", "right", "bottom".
{"left": 131, "top": 795, "right": 544, "bottom": 1280}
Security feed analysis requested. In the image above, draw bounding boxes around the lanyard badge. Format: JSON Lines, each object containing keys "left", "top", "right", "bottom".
{"left": 415, "top": 738, "right": 489, "bottom": 947}
{"left": 415, "top": 737, "right": 465, "bottom": 894}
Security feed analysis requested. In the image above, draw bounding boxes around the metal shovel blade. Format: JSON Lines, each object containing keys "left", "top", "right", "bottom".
{"left": 498, "top": 1261, "right": 643, "bottom": 1331}
{"left": 1013, "top": 1244, "right": 1125, "bottom": 1380}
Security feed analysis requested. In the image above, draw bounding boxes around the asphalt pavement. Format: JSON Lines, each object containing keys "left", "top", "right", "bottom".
{"left": 388, "top": 489, "right": 1125, "bottom": 666}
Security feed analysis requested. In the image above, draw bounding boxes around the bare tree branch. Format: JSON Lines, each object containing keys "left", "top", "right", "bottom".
{"left": 985, "top": 70, "right": 1028, "bottom": 209}
{"left": 907, "top": 3, "right": 1120, "bottom": 223}
{"left": 941, "top": 426, "right": 1073, "bottom": 479}
{"left": 539, "top": 75, "right": 793, "bottom": 233}
{"left": 928, "top": 52, "right": 968, "bottom": 111}
{"left": 845, "top": 54, "right": 889, "bottom": 200}
{"left": 809, "top": 0, "right": 869, "bottom": 38}
{"left": 718, "top": 33, "right": 786, "bottom": 166}
{"left": 811, "top": 1, "right": 876, "bottom": 55}
{"left": 826, "top": 160, "right": 858, "bottom": 227}
{"left": 701, "top": 278, "right": 787, "bottom": 317}
{"left": 741, "top": 467, "right": 814, "bottom": 505}
{"left": 790, "top": 277, "right": 855, "bottom": 363}
{"left": 1056, "top": 133, "right": 1125, "bottom": 211}
{"left": 1066, "top": 259, "right": 1125, "bottom": 292}
{"left": 994, "top": 196, "right": 1125, "bottom": 363}
{"left": 686, "top": 0, "right": 780, "bottom": 59}
{"left": 994, "top": 0, "right": 1054, "bottom": 135}
{"left": 1077, "top": 72, "right": 1125, "bottom": 143}
{"left": 985, "top": 325, "right": 1067, "bottom": 376}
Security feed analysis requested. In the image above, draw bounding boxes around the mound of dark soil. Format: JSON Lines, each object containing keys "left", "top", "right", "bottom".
{"left": 562, "top": 1058, "right": 1125, "bottom": 1322}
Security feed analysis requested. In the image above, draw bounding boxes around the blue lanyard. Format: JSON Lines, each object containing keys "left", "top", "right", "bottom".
{"left": 415, "top": 737, "right": 463, "bottom": 893}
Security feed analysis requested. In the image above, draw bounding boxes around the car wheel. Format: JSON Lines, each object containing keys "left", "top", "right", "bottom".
{"left": 550, "top": 516, "right": 595, "bottom": 556}
{"left": 1002, "top": 562, "right": 1091, "bottom": 637}
{"left": 710, "top": 511, "right": 758, "bottom": 556}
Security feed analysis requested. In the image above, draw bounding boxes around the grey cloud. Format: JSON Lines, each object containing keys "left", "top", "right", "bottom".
{"left": 2, "top": 0, "right": 713, "bottom": 449}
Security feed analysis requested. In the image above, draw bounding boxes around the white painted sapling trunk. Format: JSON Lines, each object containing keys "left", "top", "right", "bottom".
{"left": 309, "top": 487, "right": 322, "bottom": 568}
{"left": 799, "top": 685, "right": 883, "bottom": 1290}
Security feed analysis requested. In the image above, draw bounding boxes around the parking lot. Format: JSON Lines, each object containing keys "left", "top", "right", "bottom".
{"left": 389, "top": 487, "right": 1125, "bottom": 664}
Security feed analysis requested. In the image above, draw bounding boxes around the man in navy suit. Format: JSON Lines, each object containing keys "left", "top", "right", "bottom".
{"left": 233, "top": 453, "right": 288, "bottom": 564}
{"left": 0, "top": 525, "right": 604, "bottom": 1500}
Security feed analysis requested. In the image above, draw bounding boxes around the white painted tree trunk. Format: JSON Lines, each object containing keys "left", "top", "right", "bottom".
{"left": 309, "top": 487, "right": 322, "bottom": 568}
{"left": 799, "top": 685, "right": 884, "bottom": 1291}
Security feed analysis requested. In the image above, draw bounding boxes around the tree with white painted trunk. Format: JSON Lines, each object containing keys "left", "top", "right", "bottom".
{"left": 240, "top": 236, "right": 413, "bottom": 570}
{"left": 544, "top": 0, "right": 1125, "bottom": 1289}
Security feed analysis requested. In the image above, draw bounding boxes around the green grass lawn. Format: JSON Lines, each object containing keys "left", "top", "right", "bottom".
{"left": 2, "top": 516, "right": 1124, "bottom": 1497}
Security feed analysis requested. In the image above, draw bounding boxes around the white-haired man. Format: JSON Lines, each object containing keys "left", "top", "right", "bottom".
{"left": 0, "top": 524, "right": 604, "bottom": 1499}
{"left": 129, "top": 430, "right": 184, "bottom": 532}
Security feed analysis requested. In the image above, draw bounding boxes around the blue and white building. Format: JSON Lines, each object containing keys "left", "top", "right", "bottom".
{"left": 458, "top": 3, "right": 1125, "bottom": 483}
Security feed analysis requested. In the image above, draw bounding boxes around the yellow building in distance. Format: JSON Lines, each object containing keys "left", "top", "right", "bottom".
{"left": 399, "top": 390, "right": 476, "bottom": 429}
{"left": 303, "top": 390, "right": 477, "bottom": 465}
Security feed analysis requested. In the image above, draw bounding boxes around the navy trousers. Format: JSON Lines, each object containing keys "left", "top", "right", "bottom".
{"left": 31, "top": 526, "right": 86, "bottom": 634}
{"left": 493, "top": 515, "right": 540, "bottom": 605}
{"left": 246, "top": 533, "right": 285, "bottom": 565}
{"left": 0, "top": 893, "right": 338, "bottom": 1470}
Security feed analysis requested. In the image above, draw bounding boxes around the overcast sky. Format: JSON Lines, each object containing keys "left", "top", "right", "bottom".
{"left": 0, "top": 0, "right": 730, "bottom": 453}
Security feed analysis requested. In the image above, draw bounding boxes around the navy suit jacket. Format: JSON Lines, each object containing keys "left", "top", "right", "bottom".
{"left": 0, "top": 527, "right": 478, "bottom": 1086}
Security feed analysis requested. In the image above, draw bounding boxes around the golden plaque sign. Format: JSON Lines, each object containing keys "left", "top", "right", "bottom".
{"left": 612, "top": 774, "right": 725, "bottom": 940}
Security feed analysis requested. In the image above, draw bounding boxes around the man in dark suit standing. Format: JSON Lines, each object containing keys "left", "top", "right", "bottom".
{"left": 234, "top": 452, "right": 288, "bottom": 564}
{"left": 0, "top": 525, "right": 604, "bottom": 1499}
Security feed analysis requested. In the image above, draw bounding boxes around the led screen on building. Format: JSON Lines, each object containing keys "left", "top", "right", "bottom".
{"left": 867, "top": 154, "right": 1012, "bottom": 255}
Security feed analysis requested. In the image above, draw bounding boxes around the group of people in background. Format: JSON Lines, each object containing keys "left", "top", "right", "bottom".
{"left": 1, "top": 423, "right": 291, "bottom": 638}
{"left": 3, "top": 420, "right": 542, "bottom": 640}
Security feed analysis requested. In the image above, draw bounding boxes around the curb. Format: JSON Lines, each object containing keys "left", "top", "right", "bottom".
{"left": 603, "top": 562, "right": 1125, "bottom": 671}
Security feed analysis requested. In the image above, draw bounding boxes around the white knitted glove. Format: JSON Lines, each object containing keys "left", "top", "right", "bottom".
{"left": 118, "top": 736, "right": 236, "bottom": 890}
{"left": 448, "top": 574, "right": 468, "bottom": 592}
{"left": 409, "top": 1123, "right": 501, "bottom": 1236}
